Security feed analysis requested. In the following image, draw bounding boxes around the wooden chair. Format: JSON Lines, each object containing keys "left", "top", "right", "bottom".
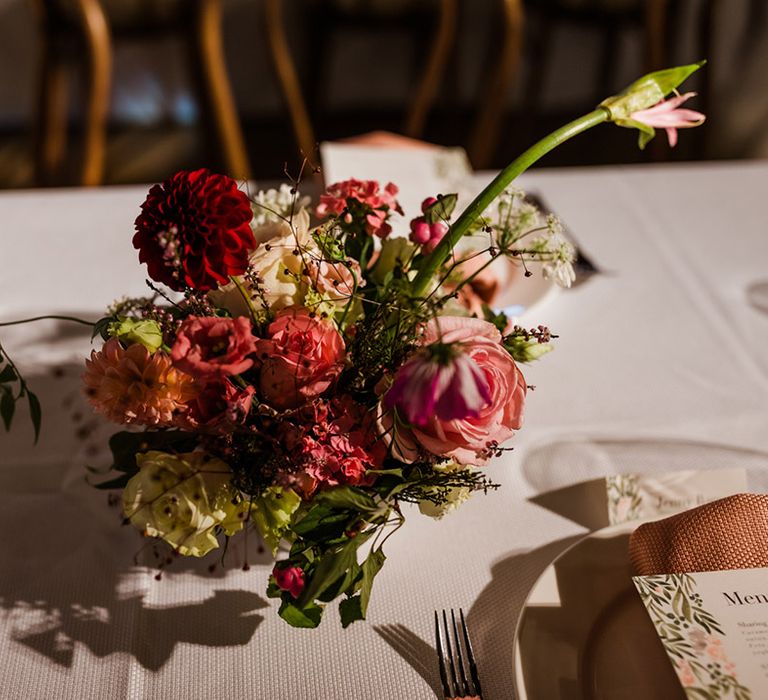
{"left": 31, "top": 0, "right": 250, "bottom": 186}
{"left": 263, "top": 0, "right": 458, "bottom": 165}
{"left": 467, "top": 0, "right": 525, "bottom": 169}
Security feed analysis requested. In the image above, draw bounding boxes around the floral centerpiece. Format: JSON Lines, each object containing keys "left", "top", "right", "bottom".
{"left": 0, "top": 64, "right": 705, "bottom": 628}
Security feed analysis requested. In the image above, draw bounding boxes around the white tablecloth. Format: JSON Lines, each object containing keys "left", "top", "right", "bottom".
{"left": 1, "top": 162, "right": 768, "bottom": 699}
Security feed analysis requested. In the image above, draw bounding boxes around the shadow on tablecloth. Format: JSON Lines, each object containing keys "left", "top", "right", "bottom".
{"left": 1, "top": 363, "right": 272, "bottom": 672}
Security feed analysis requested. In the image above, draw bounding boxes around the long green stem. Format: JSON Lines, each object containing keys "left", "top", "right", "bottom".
{"left": 410, "top": 108, "right": 609, "bottom": 298}
{"left": 0, "top": 315, "right": 94, "bottom": 327}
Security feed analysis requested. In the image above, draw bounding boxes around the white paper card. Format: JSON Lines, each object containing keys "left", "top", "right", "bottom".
{"left": 319, "top": 141, "right": 472, "bottom": 221}
{"left": 635, "top": 568, "right": 768, "bottom": 697}
{"left": 530, "top": 468, "right": 749, "bottom": 531}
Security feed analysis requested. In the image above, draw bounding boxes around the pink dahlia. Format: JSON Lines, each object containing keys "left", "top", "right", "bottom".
{"left": 83, "top": 338, "right": 196, "bottom": 425}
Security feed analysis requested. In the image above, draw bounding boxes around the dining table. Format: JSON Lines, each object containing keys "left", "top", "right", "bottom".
{"left": 1, "top": 160, "right": 767, "bottom": 699}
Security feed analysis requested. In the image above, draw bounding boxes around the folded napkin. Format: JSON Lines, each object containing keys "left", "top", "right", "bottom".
{"left": 629, "top": 493, "right": 768, "bottom": 576}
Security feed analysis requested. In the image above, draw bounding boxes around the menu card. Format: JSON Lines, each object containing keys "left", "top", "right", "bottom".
{"left": 529, "top": 468, "right": 748, "bottom": 531}
{"left": 634, "top": 568, "right": 768, "bottom": 697}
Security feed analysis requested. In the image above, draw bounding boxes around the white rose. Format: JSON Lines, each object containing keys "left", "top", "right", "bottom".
{"left": 210, "top": 209, "right": 312, "bottom": 315}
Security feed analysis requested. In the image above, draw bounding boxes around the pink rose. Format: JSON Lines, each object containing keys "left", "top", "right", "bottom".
{"left": 272, "top": 565, "right": 305, "bottom": 598}
{"left": 256, "top": 307, "right": 345, "bottom": 409}
{"left": 171, "top": 316, "right": 257, "bottom": 379}
{"left": 381, "top": 316, "right": 526, "bottom": 465}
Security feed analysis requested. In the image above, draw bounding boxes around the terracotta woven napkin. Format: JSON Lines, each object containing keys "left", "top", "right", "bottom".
{"left": 629, "top": 493, "right": 768, "bottom": 576}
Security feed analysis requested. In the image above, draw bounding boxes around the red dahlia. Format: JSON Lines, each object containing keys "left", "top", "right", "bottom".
{"left": 133, "top": 169, "right": 255, "bottom": 291}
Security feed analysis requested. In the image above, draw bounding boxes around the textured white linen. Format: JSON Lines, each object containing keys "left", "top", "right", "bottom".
{"left": 1, "top": 163, "right": 767, "bottom": 699}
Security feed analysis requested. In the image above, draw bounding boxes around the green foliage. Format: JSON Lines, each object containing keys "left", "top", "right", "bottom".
{"left": 92, "top": 315, "right": 116, "bottom": 341}
{"left": 90, "top": 430, "right": 198, "bottom": 489}
{"left": 278, "top": 600, "right": 324, "bottom": 628}
{"left": 251, "top": 487, "right": 301, "bottom": 555}
{"left": 423, "top": 193, "right": 458, "bottom": 224}
{"left": 0, "top": 343, "right": 41, "bottom": 443}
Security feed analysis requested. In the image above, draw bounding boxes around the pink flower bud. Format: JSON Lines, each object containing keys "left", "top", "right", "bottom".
{"left": 429, "top": 221, "right": 448, "bottom": 241}
{"left": 272, "top": 565, "right": 306, "bottom": 599}
{"left": 422, "top": 221, "right": 448, "bottom": 252}
{"left": 421, "top": 196, "right": 438, "bottom": 213}
{"left": 409, "top": 217, "right": 431, "bottom": 245}
{"left": 343, "top": 212, "right": 353, "bottom": 224}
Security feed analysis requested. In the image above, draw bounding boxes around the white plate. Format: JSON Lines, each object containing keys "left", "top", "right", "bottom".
{"left": 514, "top": 519, "right": 686, "bottom": 700}
{"left": 494, "top": 258, "right": 558, "bottom": 319}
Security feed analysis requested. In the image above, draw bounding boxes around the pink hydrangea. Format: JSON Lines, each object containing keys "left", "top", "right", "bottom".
{"left": 316, "top": 179, "right": 403, "bottom": 238}
{"left": 275, "top": 396, "right": 384, "bottom": 498}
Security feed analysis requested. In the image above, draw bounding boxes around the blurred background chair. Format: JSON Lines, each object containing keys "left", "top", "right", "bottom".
{"left": 263, "top": 0, "right": 459, "bottom": 165}
{"left": 264, "top": 0, "right": 530, "bottom": 170}
{"left": 0, "top": 0, "right": 764, "bottom": 189}
{"left": 31, "top": 0, "right": 250, "bottom": 186}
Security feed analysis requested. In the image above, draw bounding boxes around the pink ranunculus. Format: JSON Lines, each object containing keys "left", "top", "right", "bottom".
{"left": 382, "top": 316, "right": 526, "bottom": 465}
{"left": 384, "top": 348, "right": 490, "bottom": 427}
{"left": 272, "top": 565, "right": 305, "bottom": 598}
{"left": 171, "top": 316, "right": 257, "bottom": 379}
{"left": 256, "top": 307, "right": 345, "bottom": 409}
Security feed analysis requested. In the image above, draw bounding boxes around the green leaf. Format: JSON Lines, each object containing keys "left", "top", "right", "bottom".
{"left": 27, "top": 391, "right": 41, "bottom": 443}
{"left": 266, "top": 580, "right": 282, "bottom": 599}
{"left": 92, "top": 316, "right": 115, "bottom": 341}
{"left": 0, "top": 364, "right": 17, "bottom": 384}
{"left": 423, "top": 193, "right": 458, "bottom": 224}
{"left": 1, "top": 390, "right": 15, "bottom": 430}
{"left": 278, "top": 600, "right": 323, "bottom": 628}
{"left": 292, "top": 504, "right": 351, "bottom": 542}
{"left": 108, "top": 430, "right": 196, "bottom": 473}
{"left": 317, "top": 560, "right": 361, "bottom": 603}
{"left": 359, "top": 549, "right": 386, "bottom": 614}
{"left": 315, "top": 486, "right": 378, "bottom": 513}
{"left": 339, "top": 595, "right": 364, "bottom": 628}
{"left": 297, "top": 532, "right": 372, "bottom": 608}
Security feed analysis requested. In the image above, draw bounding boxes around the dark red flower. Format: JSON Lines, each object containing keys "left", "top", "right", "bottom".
{"left": 173, "top": 380, "right": 255, "bottom": 433}
{"left": 133, "top": 169, "right": 255, "bottom": 291}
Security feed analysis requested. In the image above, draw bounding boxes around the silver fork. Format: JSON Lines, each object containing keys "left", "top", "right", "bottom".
{"left": 434, "top": 609, "right": 483, "bottom": 700}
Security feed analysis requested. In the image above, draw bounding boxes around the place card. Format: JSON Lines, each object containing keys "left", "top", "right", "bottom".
{"left": 634, "top": 567, "right": 768, "bottom": 697}
{"left": 319, "top": 141, "right": 472, "bottom": 221}
{"left": 529, "top": 468, "right": 748, "bottom": 531}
